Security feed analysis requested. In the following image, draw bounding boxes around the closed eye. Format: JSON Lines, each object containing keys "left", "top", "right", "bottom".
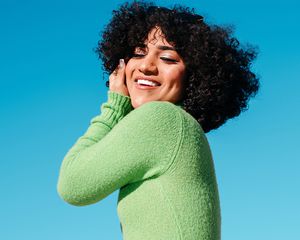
{"left": 132, "top": 54, "right": 178, "bottom": 63}
{"left": 160, "top": 57, "right": 177, "bottom": 63}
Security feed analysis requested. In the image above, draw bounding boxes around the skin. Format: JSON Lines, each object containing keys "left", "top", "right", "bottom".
{"left": 109, "top": 26, "right": 186, "bottom": 109}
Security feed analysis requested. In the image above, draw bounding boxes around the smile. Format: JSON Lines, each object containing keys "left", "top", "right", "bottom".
{"left": 134, "top": 78, "right": 161, "bottom": 90}
{"left": 134, "top": 81, "right": 160, "bottom": 90}
{"left": 135, "top": 79, "right": 161, "bottom": 86}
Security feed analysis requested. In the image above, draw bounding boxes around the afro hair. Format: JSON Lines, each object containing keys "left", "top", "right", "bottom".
{"left": 95, "top": 0, "right": 260, "bottom": 133}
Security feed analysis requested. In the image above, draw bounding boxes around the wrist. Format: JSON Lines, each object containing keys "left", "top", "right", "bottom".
{"left": 97, "top": 91, "right": 133, "bottom": 128}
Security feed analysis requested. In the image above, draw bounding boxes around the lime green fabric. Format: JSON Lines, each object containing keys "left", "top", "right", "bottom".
{"left": 57, "top": 91, "right": 221, "bottom": 240}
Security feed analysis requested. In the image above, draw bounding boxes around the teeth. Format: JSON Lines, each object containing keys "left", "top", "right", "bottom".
{"left": 137, "top": 79, "right": 160, "bottom": 87}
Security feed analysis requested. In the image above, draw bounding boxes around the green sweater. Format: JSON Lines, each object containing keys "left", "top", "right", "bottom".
{"left": 57, "top": 91, "right": 221, "bottom": 240}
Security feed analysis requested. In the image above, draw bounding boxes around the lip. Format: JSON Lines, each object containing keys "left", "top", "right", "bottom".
{"left": 134, "top": 76, "right": 161, "bottom": 86}
{"left": 134, "top": 81, "right": 160, "bottom": 90}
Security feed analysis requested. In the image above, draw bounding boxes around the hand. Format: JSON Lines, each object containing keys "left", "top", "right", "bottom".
{"left": 109, "top": 59, "right": 130, "bottom": 97}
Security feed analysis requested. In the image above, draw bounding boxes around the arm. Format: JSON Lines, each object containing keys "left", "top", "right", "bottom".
{"left": 56, "top": 92, "right": 183, "bottom": 206}
{"left": 59, "top": 91, "right": 133, "bottom": 160}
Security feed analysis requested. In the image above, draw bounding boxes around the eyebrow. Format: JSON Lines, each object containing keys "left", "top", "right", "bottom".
{"left": 137, "top": 44, "right": 176, "bottom": 52}
{"left": 156, "top": 45, "right": 176, "bottom": 51}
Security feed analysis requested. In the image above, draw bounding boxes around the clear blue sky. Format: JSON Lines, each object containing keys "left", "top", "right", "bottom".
{"left": 1, "top": 0, "right": 299, "bottom": 239}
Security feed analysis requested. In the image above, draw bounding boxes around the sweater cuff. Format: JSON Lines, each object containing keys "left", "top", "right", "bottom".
{"left": 93, "top": 91, "right": 133, "bottom": 128}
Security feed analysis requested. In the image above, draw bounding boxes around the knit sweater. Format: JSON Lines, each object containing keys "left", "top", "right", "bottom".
{"left": 57, "top": 91, "right": 221, "bottom": 240}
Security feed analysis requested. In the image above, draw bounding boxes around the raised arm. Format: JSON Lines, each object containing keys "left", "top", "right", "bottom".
{"left": 59, "top": 91, "right": 133, "bottom": 160}
{"left": 56, "top": 92, "right": 183, "bottom": 206}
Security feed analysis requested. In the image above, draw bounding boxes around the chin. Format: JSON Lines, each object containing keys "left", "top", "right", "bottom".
{"left": 131, "top": 101, "right": 144, "bottom": 109}
{"left": 131, "top": 98, "right": 152, "bottom": 109}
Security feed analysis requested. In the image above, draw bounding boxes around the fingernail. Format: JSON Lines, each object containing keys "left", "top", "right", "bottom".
{"left": 119, "top": 59, "right": 125, "bottom": 68}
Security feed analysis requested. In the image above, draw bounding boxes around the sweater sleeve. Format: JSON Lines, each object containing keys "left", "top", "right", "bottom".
{"left": 58, "top": 91, "right": 133, "bottom": 160}
{"left": 56, "top": 92, "right": 183, "bottom": 206}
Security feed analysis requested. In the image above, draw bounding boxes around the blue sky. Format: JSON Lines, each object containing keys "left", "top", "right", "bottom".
{"left": 0, "top": 0, "right": 299, "bottom": 239}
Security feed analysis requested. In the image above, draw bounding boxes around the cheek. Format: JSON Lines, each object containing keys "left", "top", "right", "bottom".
{"left": 125, "top": 60, "right": 135, "bottom": 80}
{"left": 163, "top": 67, "right": 186, "bottom": 85}
{"left": 124, "top": 67, "right": 131, "bottom": 84}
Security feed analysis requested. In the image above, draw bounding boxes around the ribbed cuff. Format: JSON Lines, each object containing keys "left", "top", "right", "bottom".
{"left": 92, "top": 91, "right": 133, "bottom": 128}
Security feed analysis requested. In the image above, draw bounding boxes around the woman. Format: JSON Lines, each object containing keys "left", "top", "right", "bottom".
{"left": 57, "top": 1, "right": 259, "bottom": 239}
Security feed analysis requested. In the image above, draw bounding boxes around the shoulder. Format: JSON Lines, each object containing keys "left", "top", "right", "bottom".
{"left": 123, "top": 101, "right": 206, "bottom": 134}
{"left": 141, "top": 101, "right": 204, "bottom": 129}
{"left": 135, "top": 100, "right": 181, "bottom": 114}
{"left": 113, "top": 101, "right": 184, "bottom": 139}
{"left": 127, "top": 101, "right": 183, "bottom": 126}
{"left": 109, "top": 101, "right": 185, "bottom": 177}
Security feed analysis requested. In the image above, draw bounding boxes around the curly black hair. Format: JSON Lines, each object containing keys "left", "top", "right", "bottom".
{"left": 95, "top": 0, "right": 260, "bottom": 133}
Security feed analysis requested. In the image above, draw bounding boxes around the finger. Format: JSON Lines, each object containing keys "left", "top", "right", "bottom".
{"left": 119, "top": 59, "right": 125, "bottom": 70}
{"left": 112, "top": 59, "right": 125, "bottom": 76}
{"left": 118, "top": 59, "right": 126, "bottom": 85}
{"left": 115, "top": 59, "right": 125, "bottom": 81}
{"left": 109, "top": 59, "right": 125, "bottom": 86}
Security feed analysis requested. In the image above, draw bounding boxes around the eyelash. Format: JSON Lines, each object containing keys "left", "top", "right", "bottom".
{"left": 132, "top": 54, "right": 177, "bottom": 63}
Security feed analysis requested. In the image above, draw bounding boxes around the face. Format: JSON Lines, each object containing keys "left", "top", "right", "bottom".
{"left": 125, "top": 27, "right": 186, "bottom": 109}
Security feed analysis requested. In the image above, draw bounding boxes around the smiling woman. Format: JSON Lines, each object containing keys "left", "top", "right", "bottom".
{"left": 125, "top": 26, "right": 186, "bottom": 108}
{"left": 57, "top": 1, "right": 259, "bottom": 239}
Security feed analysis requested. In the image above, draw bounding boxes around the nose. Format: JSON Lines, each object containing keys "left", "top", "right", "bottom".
{"left": 138, "top": 54, "right": 158, "bottom": 75}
